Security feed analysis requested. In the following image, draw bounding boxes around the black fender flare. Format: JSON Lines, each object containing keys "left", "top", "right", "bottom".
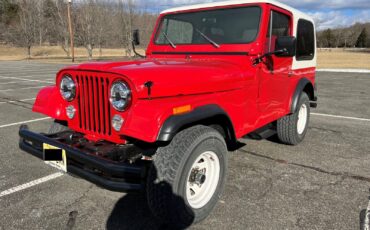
{"left": 157, "top": 104, "right": 236, "bottom": 143}
{"left": 290, "top": 78, "right": 316, "bottom": 113}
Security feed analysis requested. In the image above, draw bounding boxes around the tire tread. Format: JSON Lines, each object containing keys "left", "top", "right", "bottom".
{"left": 147, "top": 125, "right": 227, "bottom": 227}
{"left": 277, "top": 92, "right": 310, "bottom": 145}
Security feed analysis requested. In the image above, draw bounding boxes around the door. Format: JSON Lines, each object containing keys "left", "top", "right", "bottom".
{"left": 258, "top": 7, "right": 293, "bottom": 115}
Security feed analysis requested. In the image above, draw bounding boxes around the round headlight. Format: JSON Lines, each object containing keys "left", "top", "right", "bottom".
{"left": 110, "top": 81, "right": 131, "bottom": 111}
{"left": 60, "top": 75, "right": 76, "bottom": 101}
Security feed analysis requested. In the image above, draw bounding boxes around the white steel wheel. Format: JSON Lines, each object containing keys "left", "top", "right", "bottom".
{"left": 146, "top": 125, "right": 228, "bottom": 227}
{"left": 297, "top": 103, "right": 308, "bottom": 135}
{"left": 186, "top": 151, "right": 220, "bottom": 209}
{"left": 277, "top": 92, "right": 310, "bottom": 145}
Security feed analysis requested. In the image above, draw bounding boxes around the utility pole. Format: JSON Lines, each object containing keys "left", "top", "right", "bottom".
{"left": 67, "top": 0, "right": 75, "bottom": 62}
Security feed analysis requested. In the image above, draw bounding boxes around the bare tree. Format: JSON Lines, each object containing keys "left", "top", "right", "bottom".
{"left": 133, "top": 6, "right": 158, "bottom": 49}
{"left": 2, "top": 0, "right": 159, "bottom": 57}
{"left": 117, "top": 0, "right": 135, "bottom": 57}
{"left": 53, "top": 0, "right": 71, "bottom": 57}
{"left": 35, "top": 1, "right": 45, "bottom": 46}
{"left": 1, "top": 0, "right": 18, "bottom": 41}
{"left": 12, "top": 0, "right": 38, "bottom": 58}
{"left": 94, "top": 1, "right": 111, "bottom": 57}
{"left": 75, "top": 0, "right": 99, "bottom": 60}
{"left": 344, "top": 29, "right": 358, "bottom": 48}
{"left": 332, "top": 30, "right": 343, "bottom": 48}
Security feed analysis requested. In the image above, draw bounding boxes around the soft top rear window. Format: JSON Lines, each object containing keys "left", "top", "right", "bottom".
{"left": 296, "top": 19, "right": 315, "bottom": 61}
{"left": 155, "top": 6, "right": 262, "bottom": 45}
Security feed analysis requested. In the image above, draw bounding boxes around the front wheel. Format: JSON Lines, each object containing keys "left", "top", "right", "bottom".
{"left": 146, "top": 125, "right": 228, "bottom": 228}
{"left": 277, "top": 92, "right": 310, "bottom": 145}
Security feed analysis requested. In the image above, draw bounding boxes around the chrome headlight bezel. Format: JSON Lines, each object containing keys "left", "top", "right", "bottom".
{"left": 59, "top": 75, "right": 76, "bottom": 102}
{"left": 110, "top": 81, "right": 132, "bottom": 112}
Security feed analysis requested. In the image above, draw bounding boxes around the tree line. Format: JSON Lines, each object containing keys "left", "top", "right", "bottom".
{"left": 0, "top": 0, "right": 158, "bottom": 59}
{"left": 317, "top": 23, "right": 370, "bottom": 48}
{"left": 1, "top": 0, "right": 369, "bottom": 60}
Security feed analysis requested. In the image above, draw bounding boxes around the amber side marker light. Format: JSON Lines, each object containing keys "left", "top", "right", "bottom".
{"left": 173, "top": 105, "right": 192, "bottom": 115}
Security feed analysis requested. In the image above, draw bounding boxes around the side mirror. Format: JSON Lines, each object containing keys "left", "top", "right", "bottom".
{"left": 275, "top": 36, "right": 296, "bottom": 57}
{"left": 132, "top": 29, "right": 140, "bottom": 46}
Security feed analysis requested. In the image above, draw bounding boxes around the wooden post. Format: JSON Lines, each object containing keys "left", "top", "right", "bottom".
{"left": 67, "top": 0, "right": 75, "bottom": 62}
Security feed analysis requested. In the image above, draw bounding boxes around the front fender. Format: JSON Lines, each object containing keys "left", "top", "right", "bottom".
{"left": 157, "top": 104, "right": 235, "bottom": 142}
{"left": 32, "top": 86, "right": 67, "bottom": 120}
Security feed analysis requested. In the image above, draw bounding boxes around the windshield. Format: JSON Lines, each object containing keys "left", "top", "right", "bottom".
{"left": 155, "top": 6, "right": 261, "bottom": 46}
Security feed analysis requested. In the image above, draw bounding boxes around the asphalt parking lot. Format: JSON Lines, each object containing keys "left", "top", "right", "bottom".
{"left": 0, "top": 60, "right": 369, "bottom": 230}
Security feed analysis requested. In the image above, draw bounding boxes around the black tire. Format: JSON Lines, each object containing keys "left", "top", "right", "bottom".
{"left": 48, "top": 120, "right": 69, "bottom": 134}
{"left": 146, "top": 125, "right": 228, "bottom": 229}
{"left": 277, "top": 92, "right": 310, "bottom": 145}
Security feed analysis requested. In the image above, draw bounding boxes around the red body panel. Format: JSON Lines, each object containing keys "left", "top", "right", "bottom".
{"left": 33, "top": 86, "right": 67, "bottom": 120}
{"left": 32, "top": 2, "right": 316, "bottom": 144}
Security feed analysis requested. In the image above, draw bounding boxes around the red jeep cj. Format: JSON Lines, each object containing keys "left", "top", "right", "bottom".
{"left": 19, "top": 0, "right": 317, "bottom": 227}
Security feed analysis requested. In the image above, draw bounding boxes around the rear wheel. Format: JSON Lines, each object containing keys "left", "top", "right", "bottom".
{"left": 277, "top": 92, "right": 310, "bottom": 145}
{"left": 146, "top": 125, "right": 228, "bottom": 228}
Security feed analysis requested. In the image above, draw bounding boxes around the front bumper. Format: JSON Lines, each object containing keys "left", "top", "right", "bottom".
{"left": 19, "top": 125, "right": 147, "bottom": 192}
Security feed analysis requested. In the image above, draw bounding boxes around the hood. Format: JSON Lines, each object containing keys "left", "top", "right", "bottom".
{"left": 72, "top": 58, "right": 246, "bottom": 99}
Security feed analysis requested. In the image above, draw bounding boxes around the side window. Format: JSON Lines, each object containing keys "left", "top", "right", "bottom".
{"left": 267, "top": 11, "right": 290, "bottom": 51}
{"left": 296, "top": 19, "right": 315, "bottom": 60}
{"left": 156, "top": 18, "right": 193, "bottom": 44}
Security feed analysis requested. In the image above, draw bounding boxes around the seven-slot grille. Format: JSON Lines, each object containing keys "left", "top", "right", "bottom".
{"left": 76, "top": 75, "right": 112, "bottom": 136}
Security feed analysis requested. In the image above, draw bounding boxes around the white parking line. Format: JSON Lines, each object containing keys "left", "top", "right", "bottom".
{"left": 0, "top": 98, "right": 35, "bottom": 105}
{"left": 18, "top": 74, "right": 55, "bottom": 77}
{"left": 0, "top": 81, "right": 32, "bottom": 85}
{"left": 18, "top": 77, "right": 55, "bottom": 81}
{"left": 311, "top": 113, "right": 370, "bottom": 122}
{"left": 0, "top": 117, "right": 51, "bottom": 129}
{"left": 0, "top": 74, "right": 54, "bottom": 78}
{"left": 0, "top": 76, "right": 54, "bottom": 84}
{"left": 317, "top": 69, "right": 370, "bottom": 73}
{"left": 0, "top": 71, "right": 56, "bottom": 74}
{"left": 0, "top": 172, "right": 64, "bottom": 198}
{"left": 0, "top": 86, "right": 47, "bottom": 92}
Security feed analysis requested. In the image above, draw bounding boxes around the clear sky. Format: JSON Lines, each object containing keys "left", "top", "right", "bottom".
{"left": 135, "top": 0, "right": 370, "bottom": 30}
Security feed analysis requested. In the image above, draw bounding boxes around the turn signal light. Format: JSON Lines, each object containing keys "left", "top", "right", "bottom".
{"left": 173, "top": 105, "right": 192, "bottom": 115}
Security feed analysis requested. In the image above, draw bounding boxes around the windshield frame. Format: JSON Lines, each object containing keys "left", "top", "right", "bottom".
{"left": 153, "top": 5, "right": 263, "bottom": 47}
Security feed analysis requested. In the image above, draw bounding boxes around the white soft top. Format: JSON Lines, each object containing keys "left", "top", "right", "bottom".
{"left": 161, "top": 0, "right": 313, "bottom": 23}
{"left": 161, "top": 0, "right": 317, "bottom": 70}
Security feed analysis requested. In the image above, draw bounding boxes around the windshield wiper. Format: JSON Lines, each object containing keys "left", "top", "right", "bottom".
{"left": 195, "top": 28, "right": 220, "bottom": 48}
{"left": 162, "top": 32, "right": 176, "bottom": 49}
